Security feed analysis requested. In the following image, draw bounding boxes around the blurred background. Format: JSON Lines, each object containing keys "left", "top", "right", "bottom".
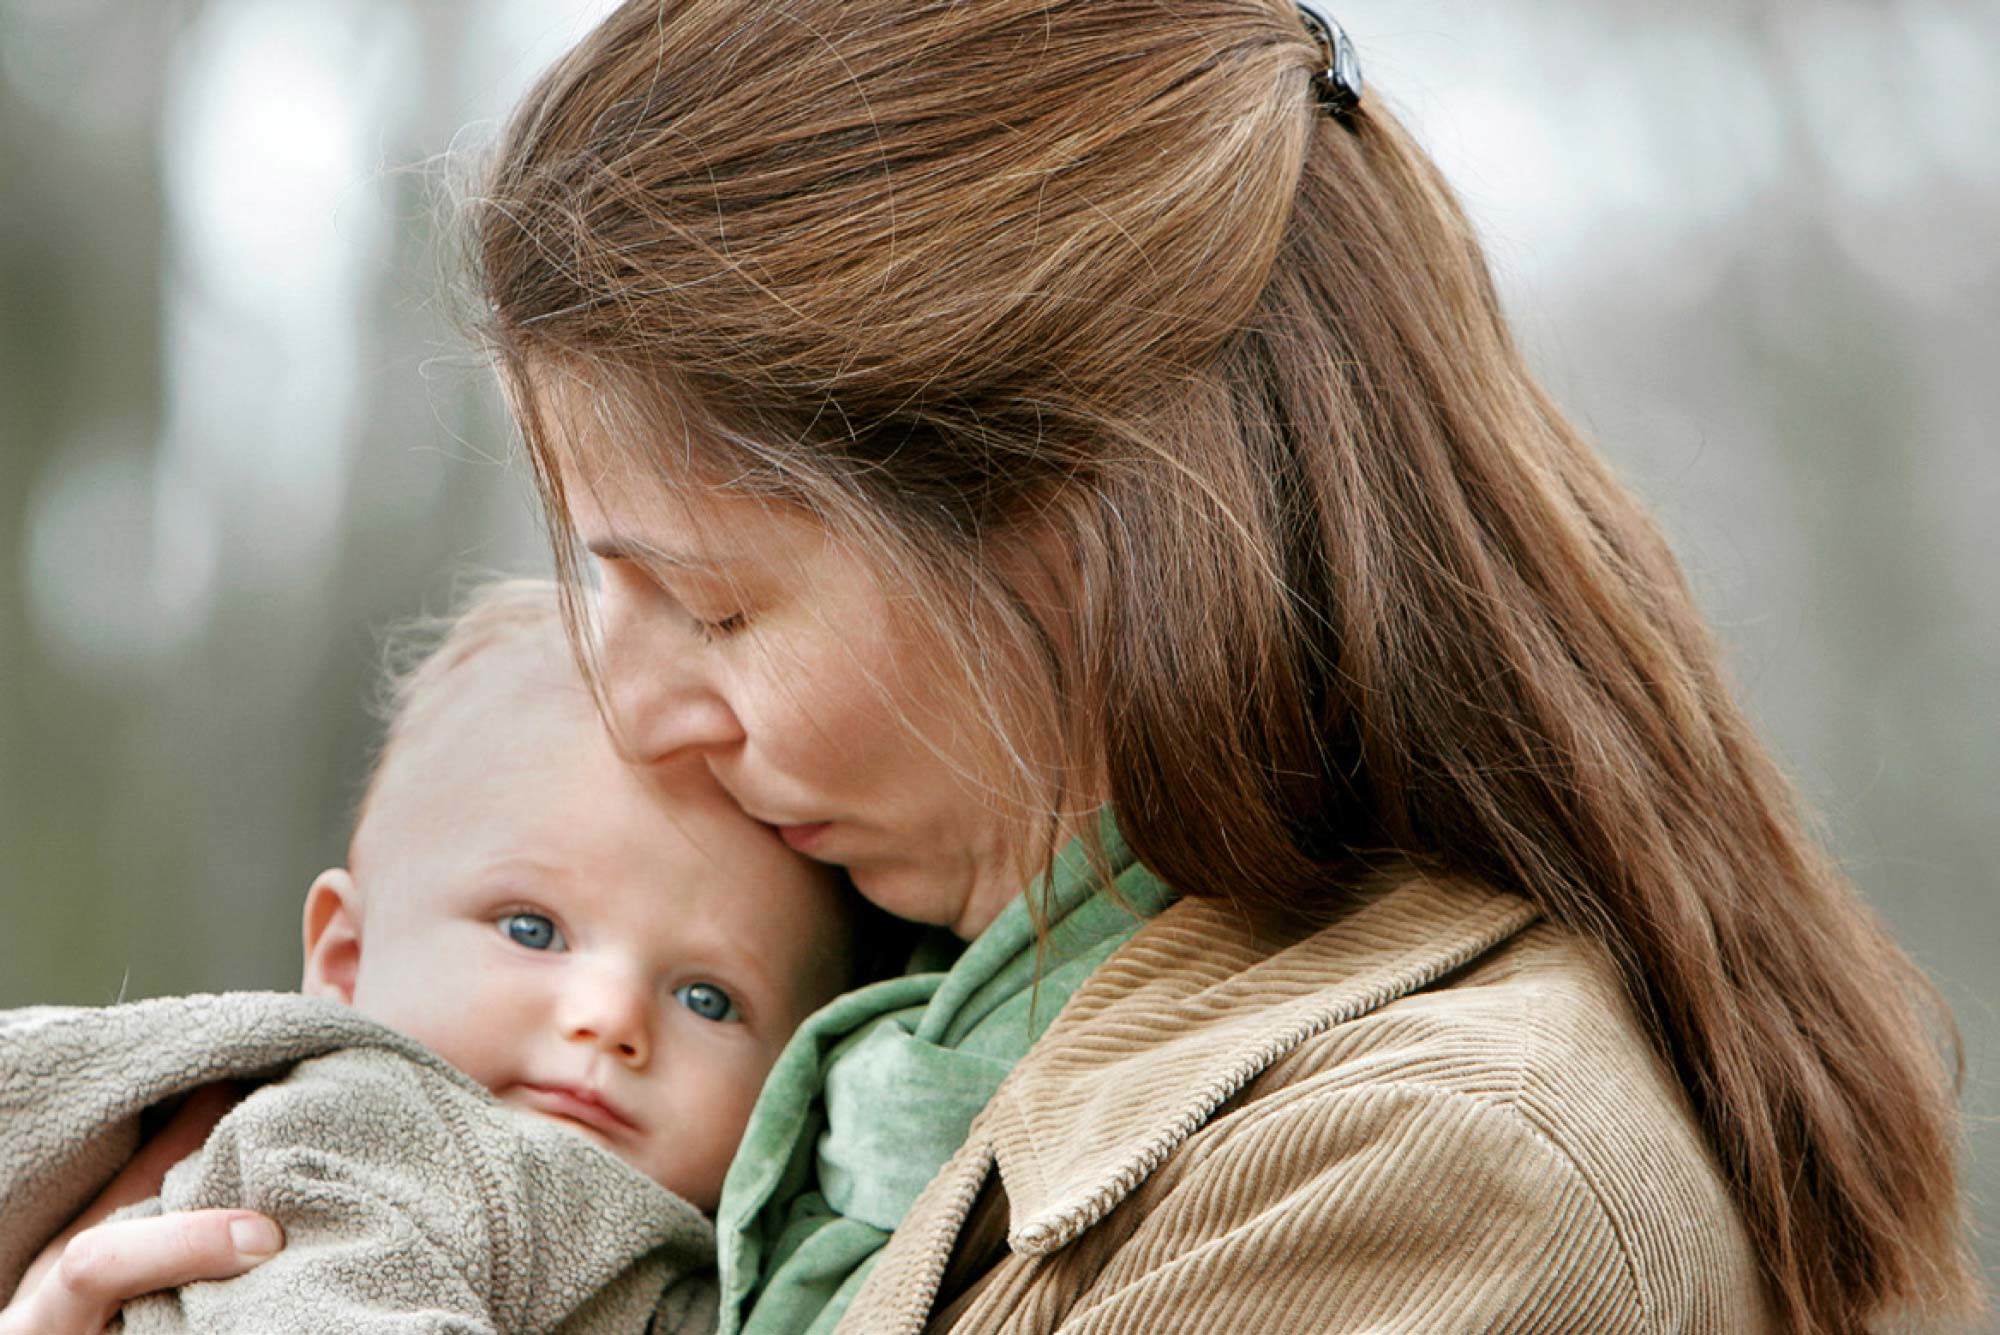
{"left": 2, "top": 0, "right": 1994, "bottom": 1291}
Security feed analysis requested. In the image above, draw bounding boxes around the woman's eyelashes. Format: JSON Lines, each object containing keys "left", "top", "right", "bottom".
{"left": 674, "top": 981, "right": 741, "bottom": 1023}
{"left": 499, "top": 910, "right": 566, "bottom": 952}
{"left": 689, "top": 611, "right": 746, "bottom": 643}
{"left": 666, "top": 576, "right": 751, "bottom": 643}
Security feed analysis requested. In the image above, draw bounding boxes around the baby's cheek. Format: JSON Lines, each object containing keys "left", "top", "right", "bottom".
{"left": 351, "top": 959, "right": 519, "bottom": 1091}
{"left": 651, "top": 1051, "right": 770, "bottom": 1208}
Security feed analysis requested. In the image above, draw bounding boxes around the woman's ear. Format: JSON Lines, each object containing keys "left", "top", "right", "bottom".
{"left": 302, "top": 869, "right": 363, "bottom": 1003}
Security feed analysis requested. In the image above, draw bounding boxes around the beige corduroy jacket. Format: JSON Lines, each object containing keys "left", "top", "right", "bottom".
{"left": 839, "top": 875, "right": 1775, "bottom": 1333}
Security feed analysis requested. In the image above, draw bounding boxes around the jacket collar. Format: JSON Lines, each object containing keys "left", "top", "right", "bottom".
{"left": 975, "top": 875, "right": 1541, "bottom": 1255}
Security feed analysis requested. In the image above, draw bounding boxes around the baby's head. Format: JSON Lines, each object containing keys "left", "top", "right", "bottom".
{"left": 301, "top": 579, "right": 849, "bottom": 1210}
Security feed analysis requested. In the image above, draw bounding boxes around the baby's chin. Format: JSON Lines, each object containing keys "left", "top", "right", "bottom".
{"left": 498, "top": 1087, "right": 632, "bottom": 1158}
{"left": 496, "top": 1092, "right": 696, "bottom": 1201}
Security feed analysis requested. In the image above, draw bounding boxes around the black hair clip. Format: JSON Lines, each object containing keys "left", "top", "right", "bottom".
{"left": 1294, "top": 1, "right": 1362, "bottom": 119}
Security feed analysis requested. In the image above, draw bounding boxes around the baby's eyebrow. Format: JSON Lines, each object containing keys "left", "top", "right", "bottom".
{"left": 475, "top": 856, "right": 566, "bottom": 885}
{"left": 693, "top": 941, "right": 783, "bottom": 1014}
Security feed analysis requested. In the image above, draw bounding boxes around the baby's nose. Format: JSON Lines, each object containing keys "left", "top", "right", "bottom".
{"left": 559, "top": 972, "right": 653, "bottom": 1067}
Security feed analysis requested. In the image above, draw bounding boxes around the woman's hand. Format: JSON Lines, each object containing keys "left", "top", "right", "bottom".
{"left": 0, "top": 1083, "right": 283, "bottom": 1334}
{"left": 0, "top": 1210, "right": 282, "bottom": 1334}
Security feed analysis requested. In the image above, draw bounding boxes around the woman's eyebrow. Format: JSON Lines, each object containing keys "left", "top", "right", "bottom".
{"left": 585, "top": 535, "right": 736, "bottom": 571}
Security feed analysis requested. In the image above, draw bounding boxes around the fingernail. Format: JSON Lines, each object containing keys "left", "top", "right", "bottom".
{"left": 230, "top": 1216, "right": 283, "bottom": 1259}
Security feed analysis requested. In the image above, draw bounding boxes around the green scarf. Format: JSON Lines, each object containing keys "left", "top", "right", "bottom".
{"left": 715, "top": 816, "right": 1172, "bottom": 1335}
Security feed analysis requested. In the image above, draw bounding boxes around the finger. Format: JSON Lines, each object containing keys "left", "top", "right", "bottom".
{"left": 37, "top": 1210, "right": 282, "bottom": 1330}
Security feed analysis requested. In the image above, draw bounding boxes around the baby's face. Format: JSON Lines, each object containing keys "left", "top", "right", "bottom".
{"left": 314, "top": 637, "right": 847, "bottom": 1210}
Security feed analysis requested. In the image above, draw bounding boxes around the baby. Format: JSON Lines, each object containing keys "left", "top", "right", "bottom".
{"left": 300, "top": 578, "right": 850, "bottom": 1209}
{"left": 0, "top": 579, "right": 853, "bottom": 1331}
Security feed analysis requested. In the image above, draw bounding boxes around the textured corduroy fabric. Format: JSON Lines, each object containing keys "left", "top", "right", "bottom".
{"left": 840, "top": 875, "right": 1774, "bottom": 1333}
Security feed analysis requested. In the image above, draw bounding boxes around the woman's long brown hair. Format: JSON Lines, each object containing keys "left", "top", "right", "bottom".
{"left": 467, "top": 2, "right": 1981, "bottom": 1327}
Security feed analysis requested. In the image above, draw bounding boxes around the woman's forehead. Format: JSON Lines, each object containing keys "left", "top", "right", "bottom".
{"left": 519, "top": 359, "right": 909, "bottom": 591}
{"left": 525, "top": 372, "right": 784, "bottom": 524}
{"left": 527, "top": 355, "right": 730, "bottom": 470}
{"left": 566, "top": 462, "right": 790, "bottom": 548}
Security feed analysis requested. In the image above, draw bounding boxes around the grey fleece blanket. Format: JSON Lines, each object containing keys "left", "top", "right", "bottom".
{"left": 0, "top": 992, "right": 717, "bottom": 1332}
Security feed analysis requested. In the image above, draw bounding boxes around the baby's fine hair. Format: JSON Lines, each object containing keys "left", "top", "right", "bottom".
{"left": 379, "top": 578, "right": 563, "bottom": 732}
{"left": 354, "top": 577, "right": 567, "bottom": 828}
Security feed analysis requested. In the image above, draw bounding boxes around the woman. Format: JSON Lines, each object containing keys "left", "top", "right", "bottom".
{"left": 8, "top": 1, "right": 1979, "bottom": 1331}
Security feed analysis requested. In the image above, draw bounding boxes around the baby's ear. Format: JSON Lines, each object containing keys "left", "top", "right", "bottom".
{"left": 302, "top": 869, "right": 363, "bottom": 1004}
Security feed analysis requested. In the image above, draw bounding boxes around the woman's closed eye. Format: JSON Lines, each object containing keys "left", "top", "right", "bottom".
{"left": 689, "top": 611, "right": 747, "bottom": 643}
{"left": 674, "top": 981, "right": 740, "bottom": 1023}
{"left": 500, "top": 911, "right": 566, "bottom": 952}
{"left": 590, "top": 548, "right": 747, "bottom": 643}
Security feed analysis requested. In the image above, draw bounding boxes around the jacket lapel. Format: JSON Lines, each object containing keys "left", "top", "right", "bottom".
{"left": 843, "top": 875, "right": 1541, "bottom": 1331}
{"left": 988, "top": 876, "right": 1540, "bottom": 1254}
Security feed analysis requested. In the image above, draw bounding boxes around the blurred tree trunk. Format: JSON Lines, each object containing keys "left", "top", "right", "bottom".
{"left": 0, "top": 2, "right": 187, "bottom": 998}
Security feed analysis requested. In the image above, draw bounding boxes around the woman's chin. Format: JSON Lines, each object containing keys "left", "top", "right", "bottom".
{"left": 850, "top": 858, "right": 1019, "bottom": 941}
{"left": 842, "top": 859, "right": 949, "bottom": 929}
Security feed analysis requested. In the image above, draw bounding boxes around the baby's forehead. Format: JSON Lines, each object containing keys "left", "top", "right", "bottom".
{"left": 357, "top": 632, "right": 597, "bottom": 819}
{"left": 404, "top": 634, "right": 588, "bottom": 748}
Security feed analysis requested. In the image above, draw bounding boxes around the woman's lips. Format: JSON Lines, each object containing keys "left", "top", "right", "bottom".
{"left": 516, "top": 1083, "right": 640, "bottom": 1140}
{"left": 776, "top": 822, "right": 832, "bottom": 853}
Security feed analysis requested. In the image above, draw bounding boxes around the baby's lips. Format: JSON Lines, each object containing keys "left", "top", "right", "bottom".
{"left": 516, "top": 1080, "right": 643, "bottom": 1139}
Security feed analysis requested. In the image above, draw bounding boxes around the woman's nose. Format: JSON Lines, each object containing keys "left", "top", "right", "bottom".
{"left": 559, "top": 967, "right": 654, "bottom": 1069}
{"left": 596, "top": 585, "right": 744, "bottom": 765}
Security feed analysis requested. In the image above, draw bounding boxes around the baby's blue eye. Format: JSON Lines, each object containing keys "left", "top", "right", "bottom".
{"left": 500, "top": 912, "right": 564, "bottom": 952}
{"left": 674, "top": 982, "right": 739, "bottom": 1023}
